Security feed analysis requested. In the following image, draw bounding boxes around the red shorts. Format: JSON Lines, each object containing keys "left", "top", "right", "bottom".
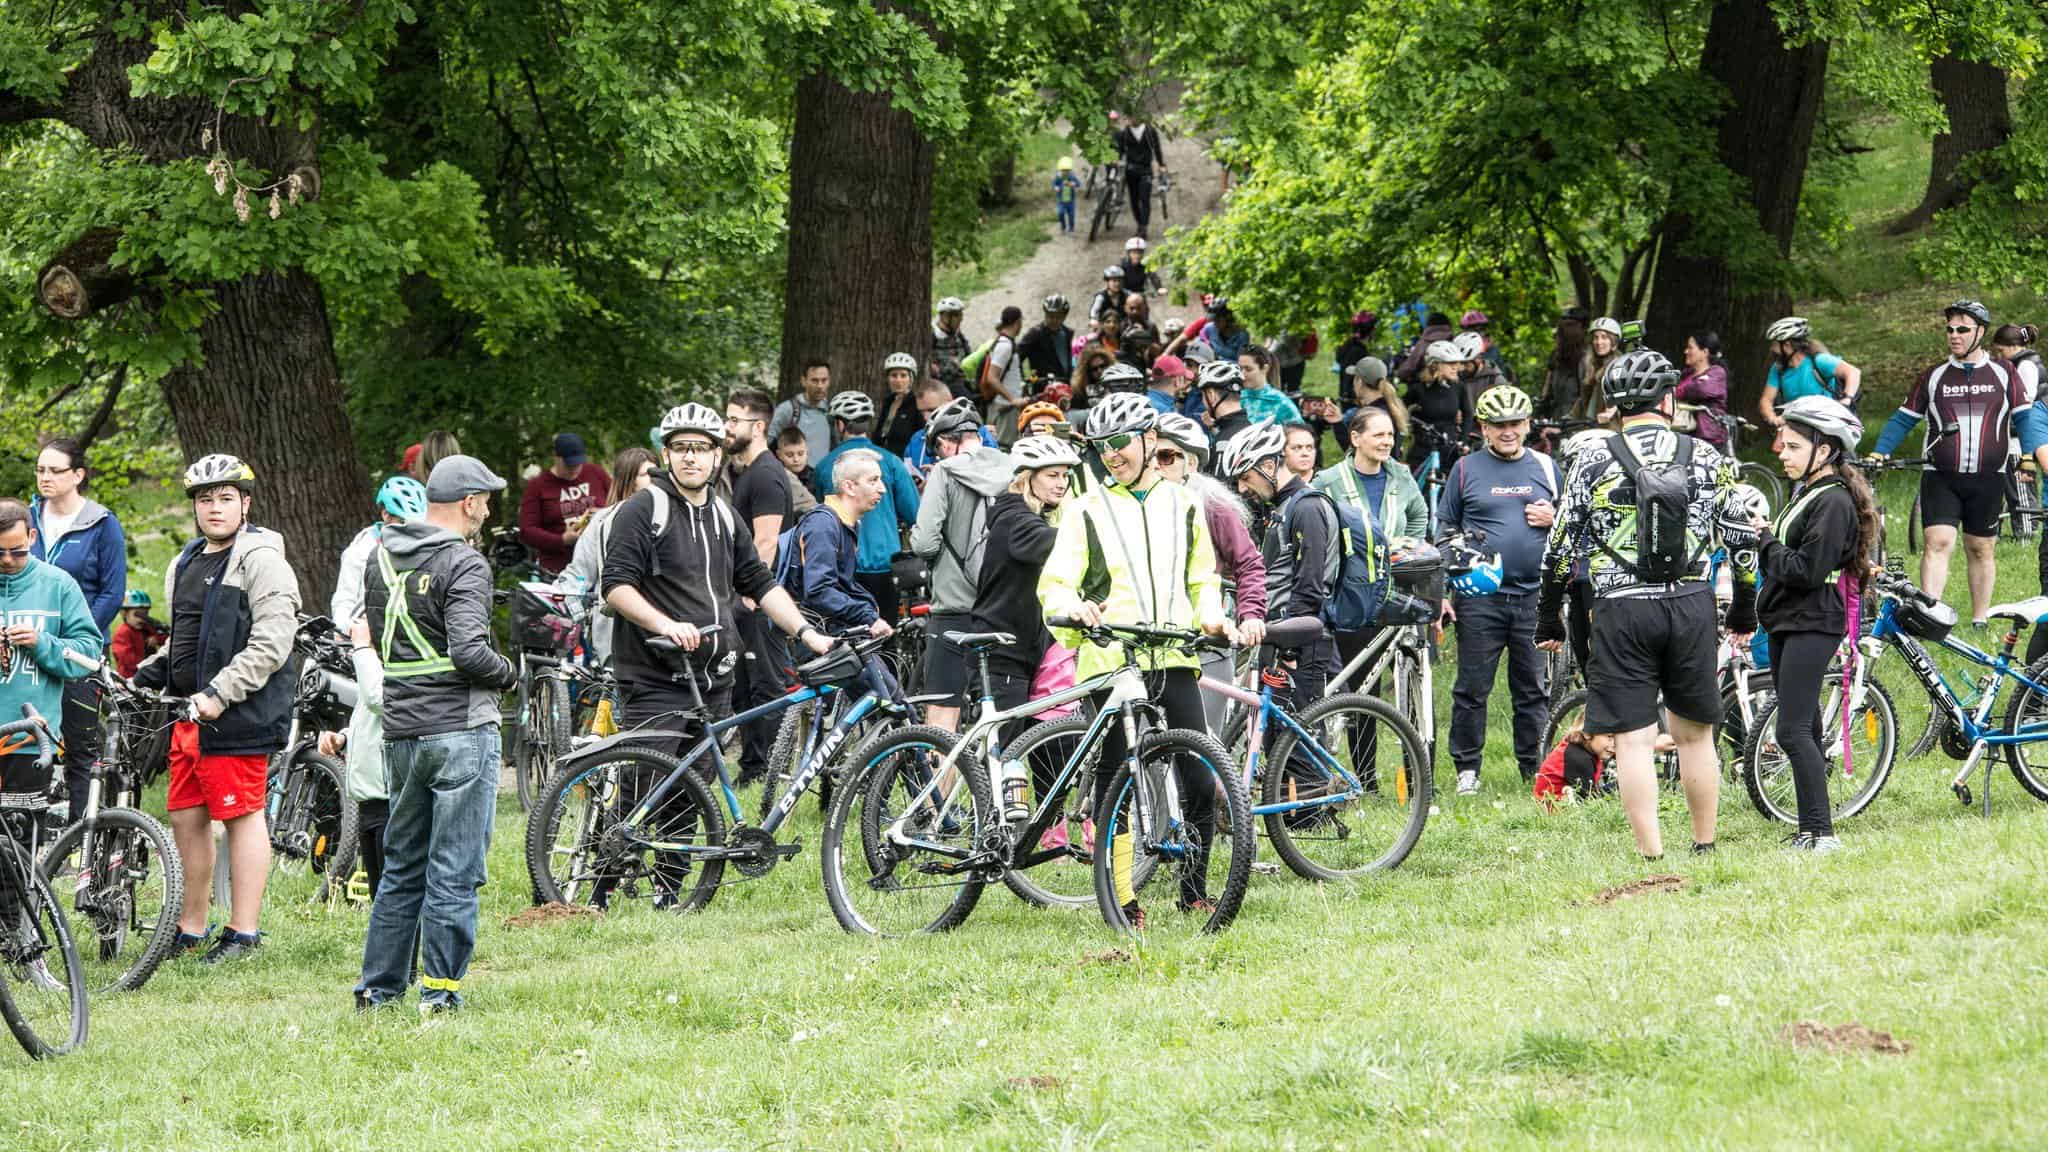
{"left": 166, "top": 721, "right": 270, "bottom": 821}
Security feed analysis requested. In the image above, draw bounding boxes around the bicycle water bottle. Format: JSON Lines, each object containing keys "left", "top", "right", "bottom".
{"left": 999, "top": 758, "right": 1030, "bottom": 824}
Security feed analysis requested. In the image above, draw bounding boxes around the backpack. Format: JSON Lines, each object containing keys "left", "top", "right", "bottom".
{"left": 1283, "top": 488, "right": 1388, "bottom": 633}
{"left": 1601, "top": 431, "right": 1699, "bottom": 584}
{"left": 976, "top": 336, "right": 1015, "bottom": 403}
{"left": 938, "top": 476, "right": 998, "bottom": 594}
{"left": 959, "top": 336, "right": 998, "bottom": 397}
{"left": 772, "top": 505, "right": 842, "bottom": 604}
{"left": 596, "top": 486, "right": 733, "bottom": 615}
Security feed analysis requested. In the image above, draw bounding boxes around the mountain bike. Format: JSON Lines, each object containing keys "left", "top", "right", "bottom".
{"left": 508, "top": 584, "right": 584, "bottom": 810}
{"left": 524, "top": 632, "right": 899, "bottom": 912}
{"left": 1327, "top": 581, "right": 1441, "bottom": 771}
{"left": 265, "top": 617, "right": 357, "bottom": 898}
{"left": 822, "top": 621, "right": 1252, "bottom": 938}
{"left": 37, "top": 653, "right": 187, "bottom": 993}
{"left": 1410, "top": 424, "right": 1468, "bottom": 539}
{"left": 1153, "top": 167, "right": 1173, "bottom": 223}
{"left": 0, "top": 706, "right": 87, "bottom": 1059}
{"left": 1088, "top": 162, "right": 1124, "bottom": 243}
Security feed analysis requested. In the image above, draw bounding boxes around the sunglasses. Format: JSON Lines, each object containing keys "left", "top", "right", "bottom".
{"left": 0, "top": 545, "right": 31, "bottom": 560}
{"left": 1153, "top": 448, "right": 1185, "bottom": 466}
{"left": 1090, "top": 432, "right": 1138, "bottom": 454}
{"left": 1946, "top": 324, "right": 1976, "bottom": 335}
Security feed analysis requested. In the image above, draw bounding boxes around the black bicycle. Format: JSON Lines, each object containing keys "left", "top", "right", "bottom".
{"left": 1088, "top": 162, "right": 1124, "bottom": 242}
{"left": 0, "top": 706, "right": 87, "bottom": 1059}
{"left": 266, "top": 617, "right": 358, "bottom": 900}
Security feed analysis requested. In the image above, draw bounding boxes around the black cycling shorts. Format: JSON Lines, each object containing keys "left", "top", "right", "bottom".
{"left": 1919, "top": 469, "right": 2004, "bottom": 538}
{"left": 1584, "top": 589, "right": 1721, "bottom": 734}
{"left": 920, "top": 611, "right": 974, "bottom": 706}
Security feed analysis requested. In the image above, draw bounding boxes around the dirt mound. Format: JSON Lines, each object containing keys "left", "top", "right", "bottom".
{"left": 1780, "top": 1021, "right": 1912, "bottom": 1055}
{"left": 1007, "top": 1075, "right": 1062, "bottom": 1090}
{"left": 1580, "top": 874, "right": 1689, "bottom": 906}
{"left": 504, "top": 902, "right": 602, "bottom": 928}
{"left": 1079, "top": 947, "right": 1133, "bottom": 967}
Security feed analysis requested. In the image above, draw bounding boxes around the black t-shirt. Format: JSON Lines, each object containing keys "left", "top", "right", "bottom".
{"left": 731, "top": 450, "right": 793, "bottom": 530}
{"left": 169, "top": 547, "right": 233, "bottom": 695}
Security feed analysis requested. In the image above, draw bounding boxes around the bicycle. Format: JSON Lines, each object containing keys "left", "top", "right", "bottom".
{"left": 37, "top": 652, "right": 187, "bottom": 993}
{"left": 265, "top": 617, "right": 358, "bottom": 898}
{"left": 1153, "top": 167, "right": 1173, "bottom": 223}
{"left": 821, "top": 621, "right": 1252, "bottom": 938}
{"left": 524, "top": 632, "right": 899, "bottom": 912}
{"left": 0, "top": 706, "right": 88, "bottom": 1059}
{"left": 1087, "top": 162, "right": 1124, "bottom": 243}
{"left": 1860, "top": 454, "right": 1933, "bottom": 556}
{"left": 507, "top": 583, "right": 584, "bottom": 810}
{"left": 1410, "top": 423, "right": 1469, "bottom": 538}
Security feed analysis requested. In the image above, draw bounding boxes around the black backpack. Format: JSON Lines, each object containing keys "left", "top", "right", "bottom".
{"left": 1601, "top": 431, "right": 1700, "bottom": 584}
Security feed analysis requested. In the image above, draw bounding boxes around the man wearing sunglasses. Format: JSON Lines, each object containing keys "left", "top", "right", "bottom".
{"left": 1871, "top": 299, "right": 2025, "bottom": 626}
{"left": 0, "top": 498, "right": 102, "bottom": 822}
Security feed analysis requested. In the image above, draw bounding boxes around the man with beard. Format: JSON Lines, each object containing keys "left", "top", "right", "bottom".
{"left": 724, "top": 387, "right": 794, "bottom": 786}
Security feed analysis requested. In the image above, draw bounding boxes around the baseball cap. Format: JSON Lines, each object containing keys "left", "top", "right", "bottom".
{"left": 425, "top": 455, "right": 508, "bottom": 502}
{"left": 552, "top": 432, "right": 588, "bottom": 467}
{"left": 1152, "top": 354, "right": 1193, "bottom": 380}
{"left": 1347, "top": 356, "right": 1390, "bottom": 384}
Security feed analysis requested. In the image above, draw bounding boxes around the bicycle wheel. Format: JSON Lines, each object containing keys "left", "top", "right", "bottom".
{"left": 1737, "top": 462, "right": 1783, "bottom": 510}
{"left": 1264, "top": 692, "right": 1432, "bottom": 880}
{"left": 758, "top": 696, "right": 823, "bottom": 824}
{"left": 1088, "top": 185, "right": 1113, "bottom": 243}
{"left": 821, "top": 725, "right": 990, "bottom": 936}
{"left": 525, "top": 745, "right": 727, "bottom": 913}
{"left": 271, "top": 751, "right": 353, "bottom": 880}
{"left": 38, "top": 807, "right": 183, "bottom": 993}
{"left": 1907, "top": 492, "right": 1922, "bottom": 554}
{"left": 315, "top": 800, "right": 362, "bottom": 907}
{"left": 2000, "top": 654, "right": 2048, "bottom": 801}
{"left": 0, "top": 841, "right": 87, "bottom": 1058}
{"left": 1718, "top": 670, "right": 1776, "bottom": 768}
{"left": 996, "top": 713, "right": 1107, "bottom": 909}
{"left": 1093, "top": 729, "right": 1253, "bottom": 936}
{"left": 517, "top": 675, "right": 572, "bottom": 811}
{"left": 1543, "top": 689, "right": 1588, "bottom": 753}
{"left": 1741, "top": 675, "right": 1896, "bottom": 825}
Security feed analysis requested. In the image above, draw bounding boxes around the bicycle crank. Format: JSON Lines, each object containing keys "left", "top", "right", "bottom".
{"left": 722, "top": 827, "right": 797, "bottom": 879}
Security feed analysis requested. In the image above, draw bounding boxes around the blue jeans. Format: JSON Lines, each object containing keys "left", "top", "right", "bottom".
{"left": 355, "top": 725, "right": 499, "bottom": 1008}
{"left": 1057, "top": 201, "right": 1076, "bottom": 231}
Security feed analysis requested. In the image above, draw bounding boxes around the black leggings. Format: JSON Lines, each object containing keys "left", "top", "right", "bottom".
{"left": 1090, "top": 667, "right": 1213, "bottom": 904}
{"left": 1769, "top": 630, "right": 1841, "bottom": 836}
{"left": 357, "top": 798, "right": 390, "bottom": 897}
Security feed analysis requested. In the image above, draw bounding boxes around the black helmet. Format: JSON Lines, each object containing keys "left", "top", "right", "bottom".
{"left": 1945, "top": 299, "right": 1992, "bottom": 329}
{"left": 1601, "top": 349, "right": 1679, "bottom": 410}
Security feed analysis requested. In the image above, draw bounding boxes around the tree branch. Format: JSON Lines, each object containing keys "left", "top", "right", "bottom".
{"left": 77, "top": 365, "right": 127, "bottom": 452}
{"left": 0, "top": 89, "right": 61, "bottom": 125}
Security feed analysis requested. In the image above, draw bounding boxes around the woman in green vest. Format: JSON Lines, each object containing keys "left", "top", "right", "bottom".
{"left": 1313, "top": 406, "right": 1428, "bottom": 540}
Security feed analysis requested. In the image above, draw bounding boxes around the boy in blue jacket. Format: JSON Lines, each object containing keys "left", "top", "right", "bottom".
{"left": 1053, "top": 157, "right": 1081, "bottom": 233}
{"left": 0, "top": 499, "right": 102, "bottom": 800}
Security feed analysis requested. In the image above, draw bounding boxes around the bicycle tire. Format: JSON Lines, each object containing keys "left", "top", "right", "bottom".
{"left": 1263, "top": 692, "right": 1432, "bottom": 880}
{"left": 1088, "top": 184, "right": 1113, "bottom": 243}
{"left": 1093, "top": 729, "right": 1253, "bottom": 935}
{"left": 315, "top": 798, "right": 362, "bottom": 906}
{"left": 1717, "top": 669, "right": 1776, "bottom": 770}
{"left": 758, "top": 696, "right": 822, "bottom": 825}
{"left": 271, "top": 751, "right": 353, "bottom": 880}
{"left": 1907, "top": 493, "right": 1922, "bottom": 554}
{"left": 0, "top": 841, "right": 87, "bottom": 1058}
{"left": 38, "top": 807, "right": 183, "bottom": 993}
{"left": 992, "top": 712, "right": 1146, "bottom": 909}
{"left": 1543, "top": 689, "right": 1588, "bottom": 753}
{"left": 2000, "top": 653, "right": 2048, "bottom": 801}
{"left": 1737, "top": 462, "right": 1783, "bottom": 511}
{"left": 821, "top": 725, "right": 989, "bottom": 936}
{"left": 1740, "top": 674, "right": 1896, "bottom": 825}
{"left": 517, "top": 675, "right": 572, "bottom": 811}
{"left": 525, "top": 745, "right": 727, "bottom": 913}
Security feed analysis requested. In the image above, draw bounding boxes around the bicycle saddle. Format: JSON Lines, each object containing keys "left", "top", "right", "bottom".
{"left": 1263, "top": 616, "right": 1326, "bottom": 651}
{"left": 1986, "top": 597, "right": 2048, "bottom": 625}
{"left": 942, "top": 631, "right": 1016, "bottom": 651}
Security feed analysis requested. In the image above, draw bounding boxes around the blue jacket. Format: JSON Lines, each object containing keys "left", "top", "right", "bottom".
{"left": 813, "top": 437, "right": 921, "bottom": 574}
{"left": 794, "top": 506, "right": 880, "bottom": 630}
{"left": 29, "top": 496, "right": 124, "bottom": 636}
{"left": 0, "top": 557, "right": 102, "bottom": 733}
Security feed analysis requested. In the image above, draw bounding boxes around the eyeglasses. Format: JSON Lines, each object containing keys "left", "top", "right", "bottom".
{"left": 1946, "top": 325, "right": 1976, "bottom": 335}
{"left": 33, "top": 466, "right": 78, "bottom": 476}
{"left": 0, "top": 546, "right": 31, "bottom": 560}
{"left": 1090, "top": 433, "right": 1138, "bottom": 454}
{"left": 666, "top": 441, "right": 718, "bottom": 457}
{"left": 1153, "top": 448, "right": 1185, "bottom": 466}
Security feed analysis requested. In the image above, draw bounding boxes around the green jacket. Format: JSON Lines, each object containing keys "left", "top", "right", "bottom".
{"left": 1314, "top": 458, "right": 1429, "bottom": 539}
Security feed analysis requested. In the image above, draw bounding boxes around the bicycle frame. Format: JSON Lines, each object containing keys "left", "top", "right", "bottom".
{"left": 1199, "top": 667, "right": 1371, "bottom": 817}
{"left": 1858, "top": 595, "right": 2048, "bottom": 796}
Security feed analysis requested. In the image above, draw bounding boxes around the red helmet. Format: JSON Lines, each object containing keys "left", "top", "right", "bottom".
{"left": 1351, "top": 310, "right": 1378, "bottom": 330}
{"left": 1460, "top": 309, "right": 1491, "bottom": 329}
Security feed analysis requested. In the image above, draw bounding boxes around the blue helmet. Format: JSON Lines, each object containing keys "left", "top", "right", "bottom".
{"left": 1444, "top": 537, "right": 1503, "bottom": 598}
{"left": 376, "top": 475, "right": 429, "bottom": 522}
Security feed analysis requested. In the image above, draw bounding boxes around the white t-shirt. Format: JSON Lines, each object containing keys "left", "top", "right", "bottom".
{"left": 39, "top": 506, "right": 79, "bottom": 549}
{"left": 986, "top": 335, "right": 1024, "bottom": 409}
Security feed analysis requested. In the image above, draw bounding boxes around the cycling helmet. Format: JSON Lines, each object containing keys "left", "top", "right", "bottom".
{"left": 827, "top": 391, "right": 875, "bottom": 423}
{"left": 1765, "top": 316, "right": 1810, "bottom": 343}
{"left": 1717, "top": 483, "right": 1772, "bottom": 549}
{"left": 1018, "top": 400, "right": 1064, "bottom": 433}
{"left": 1444, "top": 537, "right": 1504, "bottom": 598}
{"left": 1083, "top": 393, "right": 1159, "bottom": 440}
{"left": 1010, "top": 435, "right": 1081, "bottom": 473}
{"left": 1589, "top": 316, "right": 1624, "bottom": 341}
{"left": 1475, "top": 385, "right": 1533, "bottom": 424}
{"left": 1042, "top": 293, "right": 1070, "bottom": 314}
{"left": 1156, "top": 413, "right": 1211, "bottom": 465}
{"left": 1560, "top": 428, "right": 1610, "bottom": 464}
{"left": 1460, "top": 309, "right": 1490, "bottom": 329}
{"left": 1197, "top": 360, "right": 1244, "bottom": 393}
{"left": 926, "top": 396, "right": 982, "bottom": 439}
{"left": 1453, "top": 330, "right": 1486, "bottom": 361}
{"left": 1601, "top": 348, "right": 1679, "bottom": 410}
{"left": 882, "top": 352, "right": 918, "bottom": 373}
{"left": 1102, "top": 266, "right": 1125, "bottom": 280}
{"left": 1778, "top": 394, "right": 1863, "bottom": 460}
{"left": 1125, "top": 237, "right": 1147, "bottom": 252}
{"left": 935, "top": 296, "right": 965, "bottom": 314}
{"left": 123, "top": 589, "right": 151, "bottom": 609}
{"left": 1945, "top": 299, "right": 1992, "bottom": 328}
{"left": 182, "top": 453, "right": 255, "bottom": 496}
{"left": 376, "top": 475, "right": 429, "bottom": 522}
{"left": 658, "top": 402, "right": 726, "bottom": 443}
{"left": 1423, "top": 339, "right": 1468, "bottom": 366}
{"left": 1206, "top": 295, "right": 1232, "bottom": 316}
{"left": 1099, "top": 362, "right": 1147, "bottom": 393}
{"left": 1217, "top": 419, "right": 1287, "bottom": 479}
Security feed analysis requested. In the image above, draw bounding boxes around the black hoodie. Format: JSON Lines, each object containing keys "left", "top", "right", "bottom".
{"left": 602, "top": 471, "right": 777, "bottom": 689}
{"left": 971, "top": 492, "right": 1059, "bottom": 678}
{"left": 1757, "top": 477, "right": 1859, "bottom": 636}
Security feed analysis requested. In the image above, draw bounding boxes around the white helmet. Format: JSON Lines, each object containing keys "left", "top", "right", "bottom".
{"left": 1099, "top": 362, "right": 1147, "bottom": 393}
{"left": 1765, "top": 316, "right": 1810, "bottom": 343}
{"left": 936, "top": 296, "right": 965, "bottom": 314}
{"left": 1125, "top": 237, "right": 1147, "bottom": 252}
{"left": 1083, "top": 393, "right": 1158, "bottom": 440}
{"left": 882, "top": 352, "right": 917, "bottom": 373}
{"left": 1196, "top": 359, "right": 1244, "bottom": 392}
{"left": 1011, "top": 435, "right": 1081, "bottom": 474}
{"left": 1218, "top": 419, "right": 1287, "bottom": 479}
{"left": 1102, "top": 265, "right": 1126, "bottom": 280}
{"left": 1718, "top": 483, "right": 1772, "bottom": 549}
{"left": 1424, "top": 339, "right": 1469, "bottom": 365}
{"left": 1778, "top": 394, "right": 1863, "bottom": 460}
{"left": 1560, "top": 428, "right": 1609, "bottom": 464}
{"left": 658, "top": 402, "right": 725, "bottom": 443}
{"left": 1589, "top": 316, "right": 1624, "bottom": 340}
{"left": 1453, "top": 330, "right": 1486, "bottom": 360}
{"left": 1156, "top": 413, "right": 1211, "bottom": 465}
{"left": 828, "top": 391, "right": 875, "bottom": 423}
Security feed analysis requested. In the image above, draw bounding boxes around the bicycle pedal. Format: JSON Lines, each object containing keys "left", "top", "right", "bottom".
{"left": 1953, "top": 783, "right": 1973, "bottom": 807}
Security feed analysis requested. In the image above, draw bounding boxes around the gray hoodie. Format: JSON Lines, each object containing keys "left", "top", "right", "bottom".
{"left": 910, "top": 445, "right": 1016, "bottom": 614}
{"left": 363, "top": 520, "right": 516, "bottom": 739}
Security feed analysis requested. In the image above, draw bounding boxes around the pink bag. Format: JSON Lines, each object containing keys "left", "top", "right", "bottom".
{"left": 1030, "top": 641, "right": 1079, "bottom": 720}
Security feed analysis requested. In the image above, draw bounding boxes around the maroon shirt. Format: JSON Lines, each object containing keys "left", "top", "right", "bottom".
{"left": 518, "top": 462, "right": 611, "bottom": 573}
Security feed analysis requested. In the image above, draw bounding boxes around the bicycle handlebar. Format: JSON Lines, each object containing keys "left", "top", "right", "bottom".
{"left": 1, "top": 704, "right": 58, "bottom": 769}
{"left": 1046, "top": 617, "right": 1225, "bottom": 651}
{"left": 61, "top": 649, "right": 198, "bottom": 717}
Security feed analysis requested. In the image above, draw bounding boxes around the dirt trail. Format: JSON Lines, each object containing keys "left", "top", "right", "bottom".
{"left": 960, "top": 124, "right": 1222, "bottom": 341}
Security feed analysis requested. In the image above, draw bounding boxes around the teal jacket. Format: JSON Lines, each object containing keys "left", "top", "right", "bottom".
{"left": 1313, "top": 458, "right": 1430, "bottom": 539}
{"left": 0, "top": 558, "right": 102, "bottom": 737}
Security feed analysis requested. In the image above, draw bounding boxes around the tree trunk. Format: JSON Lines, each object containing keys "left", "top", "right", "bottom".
{"left": 159, "top": 271, "right": 371, "bottom": 609}
{"left": 1887, "top": 56, "right": 2010, "bottom": 235}
{"left": 1646, "top": 0, "right": 1828, "bottom": 422}
{"left": 779, "top": 71, "right": 937, "bottom": 403}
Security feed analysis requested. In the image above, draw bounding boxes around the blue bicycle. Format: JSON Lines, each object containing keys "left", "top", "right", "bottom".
{"left": 522, "top": 632, "right": 900, "bottom": 912}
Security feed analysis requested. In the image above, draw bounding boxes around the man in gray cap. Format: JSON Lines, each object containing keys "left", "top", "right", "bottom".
{"left": 355, "top": 454, "right": 519, "bottom": 1014}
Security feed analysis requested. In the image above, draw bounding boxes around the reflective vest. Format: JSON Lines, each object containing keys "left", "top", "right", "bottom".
{"left": 375, "top": 546, "right": 454, "bottom": 678}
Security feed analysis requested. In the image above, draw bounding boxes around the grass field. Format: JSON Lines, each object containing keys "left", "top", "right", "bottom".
{"left": 12, "top": 110, "right": 2048, "bottom": 1152}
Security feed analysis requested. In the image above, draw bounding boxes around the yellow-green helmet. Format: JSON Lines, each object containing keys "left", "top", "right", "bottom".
{"left": 1475, "top": 385, "right": 1532, "bottom": 424}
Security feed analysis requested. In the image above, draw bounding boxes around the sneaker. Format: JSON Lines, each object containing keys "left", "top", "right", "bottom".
{"left": 1691, "top": 841, "right": 1717, "bottom": 856}
{"left": 1782, "top": 831, "right": 1816, "bottom": 851}
{"left": 1807, "top": 835, "right": 1844, "bottom": 854}
{"left": 168, "top": 927, "right": 212, "bottom": 959}
{"left": 1456, "top": 770, "right": 1480, "bottom": 797}
{"left": 1120, "top": 900, "right": 1146, "bottom": 931}
{"left": 24, "top": 957, "right": 65, "bottom": 993}
{"left": 198, "top": 929, "right": 261, "bottom": 965}
{"left": 419, "top": 998, "right": 460, "bottom": 1017}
